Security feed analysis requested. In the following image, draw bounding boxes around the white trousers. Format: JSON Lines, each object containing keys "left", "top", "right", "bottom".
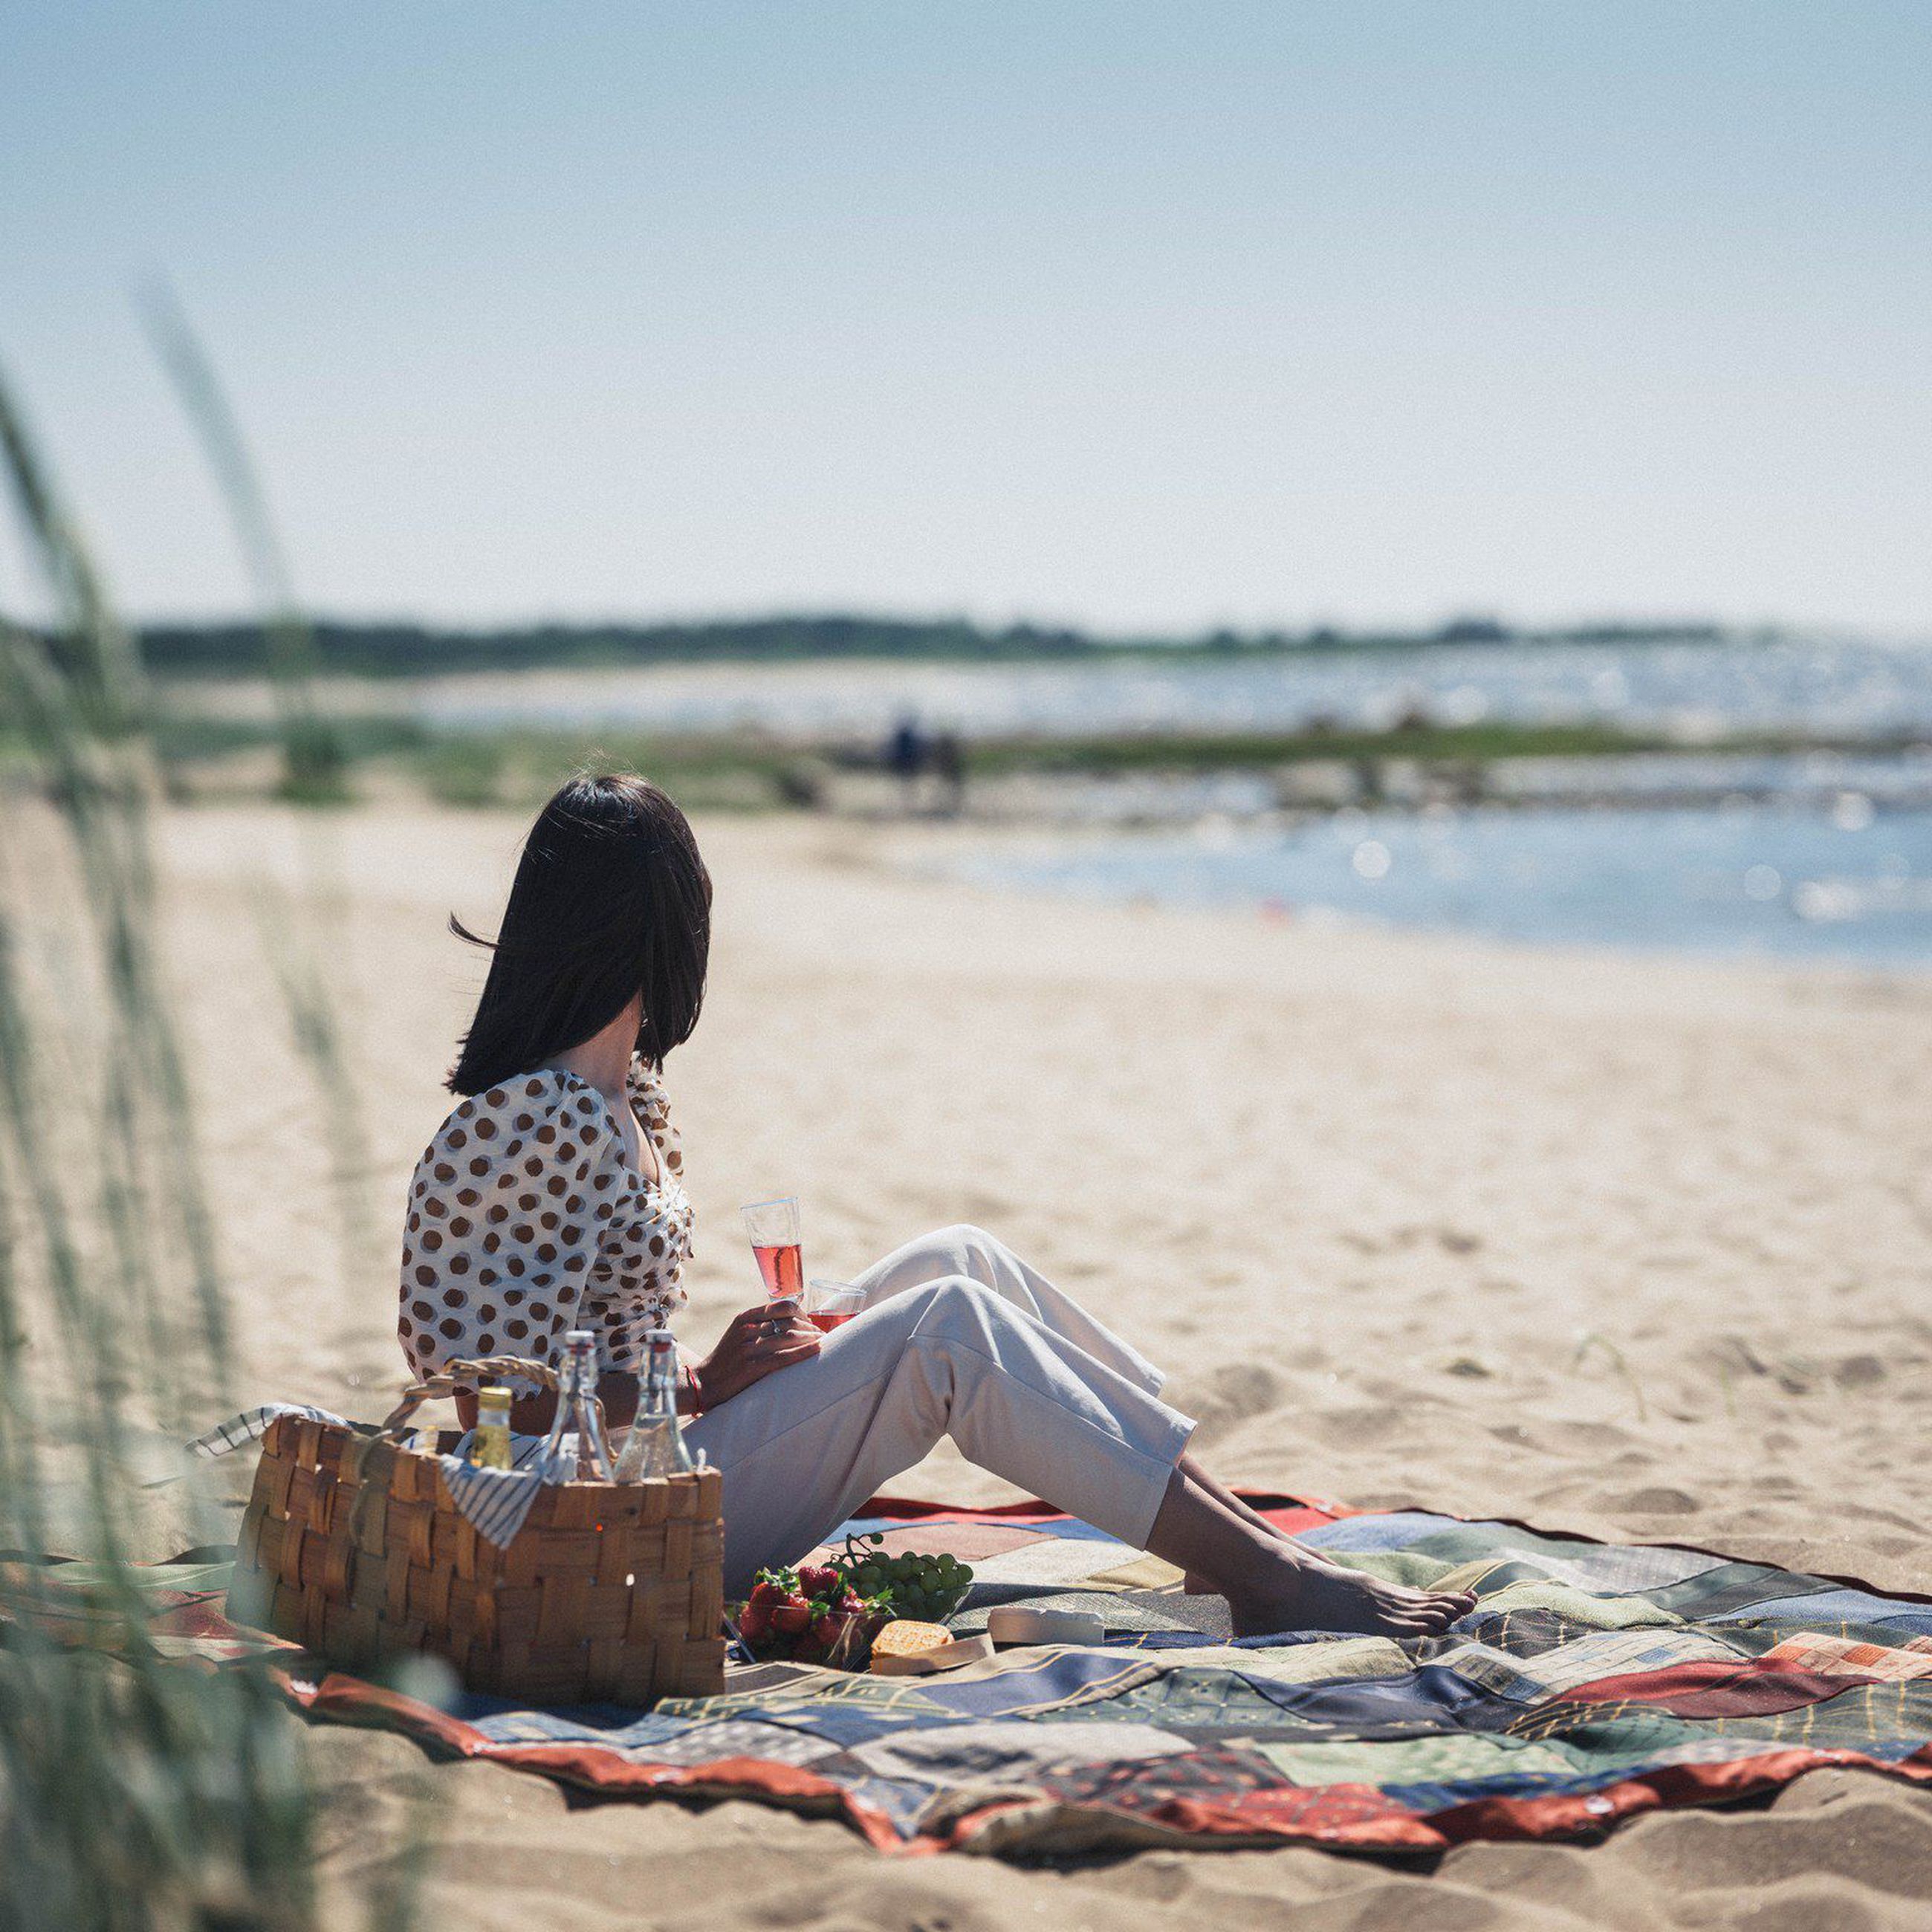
{"left": 682, "top": 1225, "right": 1197, "bottom": 1595}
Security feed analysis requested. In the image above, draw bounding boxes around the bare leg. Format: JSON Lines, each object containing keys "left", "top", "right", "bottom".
{"left": 1181, "top": 1453, "right": 1300, "bottom": 1543}
{"left": 1146, "top": 1465, "right": 1476, "bottom": 1638}
{"left": 1176, "top": 1453, "right": 1343, "bottom": 1592}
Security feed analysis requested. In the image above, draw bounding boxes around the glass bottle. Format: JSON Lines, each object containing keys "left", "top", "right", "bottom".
{"left": 612, "top": 1330, "right": 696, "bottom": 1482}
{"left": 539, "top": 1329, "right": 614, "bottom": 1481}
{"left": 469, "top": 1384, "right": 513, "bottom": 1471}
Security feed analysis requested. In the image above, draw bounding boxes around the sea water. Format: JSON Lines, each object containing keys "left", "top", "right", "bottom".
{"left": 424, "top": 632, "right": 1932, "bottom": 742}
{"left": 955, "top": 803, "right": 1932, "bottom": 967}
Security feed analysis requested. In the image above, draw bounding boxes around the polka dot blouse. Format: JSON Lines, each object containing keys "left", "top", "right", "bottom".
{"left": 398, "top": 1054, "right": 693, "bottom": 1381}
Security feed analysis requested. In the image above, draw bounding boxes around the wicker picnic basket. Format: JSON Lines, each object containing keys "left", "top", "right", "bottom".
{"left": 227, "top": 1355, "right": 726, "bottom": 1704}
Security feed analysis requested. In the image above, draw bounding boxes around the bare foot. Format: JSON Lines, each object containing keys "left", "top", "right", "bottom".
{"left": 1225, "top": 1549, "right": 1477, "bottom": 1639}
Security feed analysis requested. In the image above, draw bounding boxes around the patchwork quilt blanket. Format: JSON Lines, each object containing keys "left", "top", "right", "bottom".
{"left": 26, "top": 1493, "right": 1932, "bottom": 1857}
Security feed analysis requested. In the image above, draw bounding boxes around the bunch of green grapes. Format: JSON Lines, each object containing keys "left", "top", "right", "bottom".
{"left": 843, "top": 1544, "right": 973, "bottom": 1622}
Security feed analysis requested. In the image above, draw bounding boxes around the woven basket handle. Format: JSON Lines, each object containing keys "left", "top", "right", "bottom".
{"left": 378, "top": 1354, "right": 605, "bottom": 1441}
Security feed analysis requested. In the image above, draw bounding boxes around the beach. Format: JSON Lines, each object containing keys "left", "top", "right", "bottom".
{"left": 152, "top": 800, "right": 1932, "bottom": 1930}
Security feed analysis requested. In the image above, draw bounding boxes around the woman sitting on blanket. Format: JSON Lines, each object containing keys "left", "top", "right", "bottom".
{"left": 398, "top": 774, "right": 1476, "bottom": 1638}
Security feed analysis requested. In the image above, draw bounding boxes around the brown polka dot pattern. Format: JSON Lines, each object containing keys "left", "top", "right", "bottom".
{"left": 398, "top": 1054, "right": 693, "bottom": 1381}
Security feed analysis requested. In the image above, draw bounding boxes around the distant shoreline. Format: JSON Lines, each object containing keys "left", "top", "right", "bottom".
{"left": 129, "top": 613, "right": 1737, "bottom": 681}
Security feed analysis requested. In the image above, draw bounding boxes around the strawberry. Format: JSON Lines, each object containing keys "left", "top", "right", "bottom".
{"left": 748, "top": 1575, "right": 789, "bottom": 1606}
{"left": 771, "top": 1596, "right": 813, "bottom": 1636}
{"left": 796, "top": 1563, "right": 838, "bottom": 1600}
{"left": 737, "top": 1601, "right": 773, "bottom": 1643}
{"left": 811, "top": 1610, "right": 853, "bottom": 1650}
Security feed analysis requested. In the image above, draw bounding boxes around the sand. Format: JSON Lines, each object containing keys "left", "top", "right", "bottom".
{"left": 121, "top": 805, "right": 1932, "bottom": 1925}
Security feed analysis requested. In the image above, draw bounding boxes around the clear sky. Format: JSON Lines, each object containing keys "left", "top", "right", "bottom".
{"left": 2, "top": 2, "right": 1928, "bottom": 634}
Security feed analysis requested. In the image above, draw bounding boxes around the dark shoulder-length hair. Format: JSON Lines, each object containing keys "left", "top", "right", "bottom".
{"left": 447, "top": 773, "right": 711, "bottom": 1095}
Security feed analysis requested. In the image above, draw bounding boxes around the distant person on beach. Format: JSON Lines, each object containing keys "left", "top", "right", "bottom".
{"left": 396, "top": 773, "right": 1476, "bottom": 1636}
{"left": 886, "top": 716, "right": 927, "bottom": 810}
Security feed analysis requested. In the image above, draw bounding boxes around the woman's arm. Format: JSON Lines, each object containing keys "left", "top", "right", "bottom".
{"left": 453, "top": 1307, "right": 818, "bottom": 1434}
{"left": 685, "top": 1303, "right": 820, "bottom": 1413}
{"left": 406, "top": 1077, "right": 631, "bottom": 1429}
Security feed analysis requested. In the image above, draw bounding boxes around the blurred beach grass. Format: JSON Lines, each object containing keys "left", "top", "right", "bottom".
{"left": 0, "top": 354, "right": 414, "bottom": 1928}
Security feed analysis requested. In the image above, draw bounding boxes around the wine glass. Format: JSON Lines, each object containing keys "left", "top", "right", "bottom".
{"left": 804, "top": 1278, "right": 865, "bottom": 1333}
{"left": 739, "top": 1196, "right": 803, "bottom": 1300}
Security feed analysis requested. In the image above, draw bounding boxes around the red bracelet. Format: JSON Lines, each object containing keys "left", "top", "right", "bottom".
{"left": 681, "top": 1361, "right": 704, "bottom": 1416}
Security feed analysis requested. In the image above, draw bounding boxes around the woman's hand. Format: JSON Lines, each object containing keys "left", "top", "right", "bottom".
{"left": 695, "top": 1300, "right": 821, "bottom": 1410}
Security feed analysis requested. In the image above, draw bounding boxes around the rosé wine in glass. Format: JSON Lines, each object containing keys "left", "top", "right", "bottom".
{"left": 754, "top": 1242, "right": 804, "bottom": 1300}
{"left": 740, "top": 1196, "right": 803, "bottom": 1299}
{"left": 805, "top": 1279, "right": 864, "bottom": 1332}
